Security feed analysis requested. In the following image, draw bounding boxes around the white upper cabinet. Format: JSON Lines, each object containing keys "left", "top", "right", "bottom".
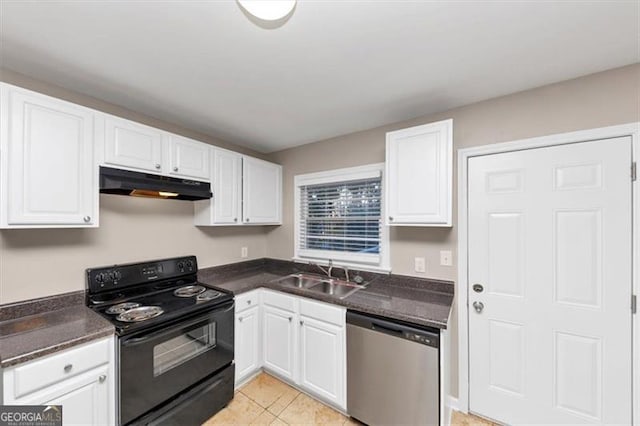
{"left": 242, "top": 156, "right": 282, "bottom": 225}
{"left": 0, "top": 83, "right": 98, "bottom": 228}
{"left": 195, "top": 152, "right": 282, "bottom": 226}
{"left": 385, "top": 119, "right": 453, "bottom": 226}
{"left": 194, "top": 148, "right": 242, "bottom": 225}
{"left": 168, "top": 134, "right": 210, "bottom": 180}
{"left": 103, "top": 115, "right": 164, "bottom": 173}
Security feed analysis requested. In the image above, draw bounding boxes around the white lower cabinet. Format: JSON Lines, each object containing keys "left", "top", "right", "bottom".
{"left": 2, "top": 337, "right": 115, "bottom": 426}
{"left": 256, "top": 289, "right": 347, "bottom": 410}
{"left": 234, "top": 290, "right": 262, "bottom": 386}
{"left": 298, "top": 299, "right": 346, "bottom": 409}
{"left": 262, "top": 304, "right": 297, "bottom": 382}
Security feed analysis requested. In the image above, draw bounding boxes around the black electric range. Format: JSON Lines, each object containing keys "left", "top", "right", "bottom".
{"left": 86, "top": 256, "right": 235, "bottom": 426}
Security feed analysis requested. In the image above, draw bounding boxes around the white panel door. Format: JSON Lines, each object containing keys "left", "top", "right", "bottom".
{"left": 263, "top": 305, "right": 296, "bottom": 381}
{"left": 468, "top": 137, "right": 633, "bottom": 425}
{"left": 235, "top": 306, "right": 261, "bottom": 385}
{"left": 242, "top": 156, "right": 282, "bottom": 224}
{"left": 44, "top": 366, "right": 111, "bottom": 426}
{"left": 3, "top": 87, "right": 97, "bottom": 226}
{"left": 168, "top": 135, "right": 210, "bottom": 180}
{"left": 299, "top": 316, "right": 345, "bottom": 409}
{"left": 104, "top": 115, "right": 163, "bottom": 173}
{"left": 386, "top": 119, "right": 452, "bottom": 226}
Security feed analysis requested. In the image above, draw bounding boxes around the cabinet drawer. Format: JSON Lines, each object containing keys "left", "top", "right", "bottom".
{"left": 261, "top": 290, "right": 296, "bottom": 312}
{"left": 10, "top": 338, "right": 111, "bottom": 399}
{"left": 235, "top": 290, "right": 260, "bottom": 313}
{"left": 299, "top": 299, "right": 345, "bottom": 327}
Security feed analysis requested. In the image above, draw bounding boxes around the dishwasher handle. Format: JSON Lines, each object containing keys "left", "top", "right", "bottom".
{"left": 347, "top": 310, "right": 440, "bottom": 348}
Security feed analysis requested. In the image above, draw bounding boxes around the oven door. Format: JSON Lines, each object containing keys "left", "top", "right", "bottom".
{"left": 119, "top": 300, "right": 234, "bottom": 425}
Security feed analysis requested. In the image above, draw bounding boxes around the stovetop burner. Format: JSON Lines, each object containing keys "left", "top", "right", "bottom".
{"left": 116, "top": 306, "right": 164, "bottom": 323}
{"left": 174, "top": 285, "right": 206, "bottom": 298}
{"left": 106, "top": 302, "right": 141, "bottom": 315}
{"left": 197, "top": 289, "right": 223, "bottom": 302}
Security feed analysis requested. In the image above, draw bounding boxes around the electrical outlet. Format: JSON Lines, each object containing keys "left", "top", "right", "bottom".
{"left": 414, "top": 257, "right": 426, "bottom": 273}
{"left": 241, "top": 247, "right": 248, "bottom": 258}
{"left": 440, "top": 250, "right": 452, "bottom": 266}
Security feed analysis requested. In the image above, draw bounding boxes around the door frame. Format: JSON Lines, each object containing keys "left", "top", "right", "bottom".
{"left": 456, "top": 122, "right": 640, "bottom": 423}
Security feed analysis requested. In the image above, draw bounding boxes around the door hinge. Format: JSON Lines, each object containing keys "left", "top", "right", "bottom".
{"left": 632, "top": 295, "right": 637, "bottom": 314}
{"left": 632, "top": 162, "right": 637, "bottom": 181}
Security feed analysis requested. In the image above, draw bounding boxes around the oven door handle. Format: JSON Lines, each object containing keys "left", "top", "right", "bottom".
{"left": 121, "top": 301, "right": 234, "bottom": 347}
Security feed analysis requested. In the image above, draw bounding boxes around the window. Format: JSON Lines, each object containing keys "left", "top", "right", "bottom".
{"left": 294, "top": 163, "right": 389, "bottom": 270}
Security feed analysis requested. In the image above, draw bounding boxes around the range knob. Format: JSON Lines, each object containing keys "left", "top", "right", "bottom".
{"left": 96, "top": 273, "right": 105, "bottom": 283}
{"left": 113, "top": 270, "right": 122, "bottom": 281}
{"left": 177, "top": 262, "right": 185, "bottom": 272}
{"left": 186, "top": 260, "right": 194, "bottom": 270}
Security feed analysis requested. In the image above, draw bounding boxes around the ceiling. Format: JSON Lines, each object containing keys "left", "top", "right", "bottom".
{"left": 1, "top": 1, "right": 638, "bottom": 153}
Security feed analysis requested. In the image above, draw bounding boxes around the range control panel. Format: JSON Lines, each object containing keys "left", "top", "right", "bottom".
{"left": 87, "top": 256, "right": 198, "bottom": 293}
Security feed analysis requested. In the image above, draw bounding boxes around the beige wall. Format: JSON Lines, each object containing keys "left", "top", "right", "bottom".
{"left": 265, "top": 63, "right": 640, "bottom": 397}
{"left": 0, "top": 70, "right": 270, "bottom": 304}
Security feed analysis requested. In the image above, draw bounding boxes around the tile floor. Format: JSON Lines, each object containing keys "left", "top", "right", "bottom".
{"left": 203, "top": 371, "right": 497, "bottom": 426}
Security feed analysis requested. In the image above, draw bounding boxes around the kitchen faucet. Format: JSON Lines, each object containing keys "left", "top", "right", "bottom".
{"left": 310, "top": 260, "right": 350, "bottom": 282}
{"left": 310, "top": 259, "right": 333, "bottom": 277}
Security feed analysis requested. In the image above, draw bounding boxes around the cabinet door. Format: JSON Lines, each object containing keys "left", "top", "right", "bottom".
{"left": 263, "top": 305, "right": 296, "bottom": 381}
{"left": 169, "top": 135, "right": 210, "bottom": 180}
{"left": 242, "top": 156, "right": 282, "bottom": 224}
{"left": 213, "top": 148, "right": 242, "bottom": 224}
{"left": 104, "top": 115, "right": 163, "bottom": 173}
{"left": 235, "top": 306, "right": 261, "bottom": 386}
{"left": 44, "top": 366, "right": 111, "bottom": 426}
{"left": 386, "top": 119, "right": 452, "bottom": 226}
{"left": 2, "top": 85, "right": 97, "bottom": 227}
{"left": 299, "top": 316, "right": 345, "bottom": 409}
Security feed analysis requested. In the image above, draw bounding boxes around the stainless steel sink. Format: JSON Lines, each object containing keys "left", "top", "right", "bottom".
{"left": 275, "top": 273, "right": 367, "bottom": 299}
{"left": 277, "top": 273, "right": 326, "bottom": 289}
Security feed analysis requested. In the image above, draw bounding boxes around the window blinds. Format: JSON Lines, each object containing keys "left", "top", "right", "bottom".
{"left": 298, "top": 177, "right": 382, "bottom": 261}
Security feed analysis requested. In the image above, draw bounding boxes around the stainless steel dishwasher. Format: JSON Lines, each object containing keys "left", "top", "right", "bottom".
{"left": 347, "top": 311, "right": 440, "bottom": 426}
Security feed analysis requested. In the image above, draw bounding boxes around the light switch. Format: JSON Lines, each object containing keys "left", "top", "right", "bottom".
{"left": 414, "top": 257, "right": 426, "bottom": 273}
{"left": 241, "top": 247, "right": 248, "bottom": 258}
{"left": 440, "top": 250, "right": 452, "bottom": 266}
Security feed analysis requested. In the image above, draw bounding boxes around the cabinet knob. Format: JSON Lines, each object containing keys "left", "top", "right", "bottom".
{"left": 288, "top": 316, "right": 292, "bottom": 322}
{"left": 247, "top": 300, "right": 251, "bottom": 305}
{"left": 238, "top": 316, "right": 243, "bottom": 322}
{"left": 389, "top": 216, "right": 394, "bottom": 221}
{"left": 299, "top": 320, "right": 304, "bottom": 326}
{"left": 64, "top": 364, "right": 73, "bottom": 373}
{"left": 83, "top": 216, "right": 91, "bottom": 223}
{"left": 173, "top": 167, "right": 179, "bottom": 172}
{"left": 246, "top": 218, "right": 250, "bottom": 222}
{"left": 99, "top": 374, "right": 107, "bottom": 383}
{"left": 155, "top": 164, "right": 161, "bottom": 169}
{"left": 234, "top": 218, "right": 238, "bottom": 222}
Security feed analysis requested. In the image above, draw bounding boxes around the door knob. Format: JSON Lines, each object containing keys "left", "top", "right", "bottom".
{"left": 473, "top": 284, "right": 484, "bottom": 293}
{"left": 472, "top": 301, "right": 484, "bottom": 313}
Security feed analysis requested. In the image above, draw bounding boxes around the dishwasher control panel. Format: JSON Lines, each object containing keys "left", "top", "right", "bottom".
{"left": 405, "top": 332, "right": 436, "bottom": 346}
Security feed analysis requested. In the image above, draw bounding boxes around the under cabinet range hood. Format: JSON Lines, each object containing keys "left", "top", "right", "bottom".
{"left": 100, "top": 167, "right": 212, "bottom": 201}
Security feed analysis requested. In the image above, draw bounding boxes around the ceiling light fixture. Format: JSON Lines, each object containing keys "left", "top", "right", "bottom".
{"left": 237, "top": 0, "right": 296, "bottom": 21}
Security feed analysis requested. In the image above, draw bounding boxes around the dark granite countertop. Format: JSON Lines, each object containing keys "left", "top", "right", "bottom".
{"left": 0, "top": 292, "right": 114, "bottom": 368}
{"left": 199, "top": 258, "right": 454, "bottom": 330}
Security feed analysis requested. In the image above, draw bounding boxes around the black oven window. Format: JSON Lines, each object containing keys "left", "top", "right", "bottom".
{"left": 153, "top": 322, "right": 217, "bottom": 376}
